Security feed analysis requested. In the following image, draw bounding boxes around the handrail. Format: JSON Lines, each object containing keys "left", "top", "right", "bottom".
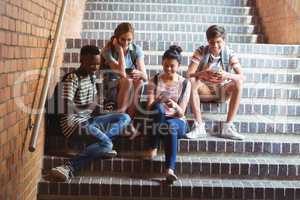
{"left": 29, "top": 0, "right": 68, "bottom": 152}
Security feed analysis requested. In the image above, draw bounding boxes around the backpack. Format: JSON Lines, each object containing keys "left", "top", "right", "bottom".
{"left": 45, "top": 71, "right": 81, "bottom": 136}
{"left": 153, "top": 73, "right": 188, "bottom": 105}
{"left": 100, "top": 44, "right": 138, "bottom": 111}
{"left": 197, "top": 45, "right": 231, "bottom": 72}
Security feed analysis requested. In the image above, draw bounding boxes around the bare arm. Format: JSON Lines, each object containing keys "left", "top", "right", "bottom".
{"left": 131, "top": 58, "right": 148, "bottom": 81}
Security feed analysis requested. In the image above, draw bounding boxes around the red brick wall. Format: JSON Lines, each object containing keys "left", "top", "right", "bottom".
{"left": 256, "top": 0, "right": 300, "bottom": 44}
{"left": 0, "top": 0, "right": 86, "bottom": 199}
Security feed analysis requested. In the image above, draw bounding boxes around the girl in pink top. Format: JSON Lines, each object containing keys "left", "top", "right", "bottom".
{"left": 144, "top": 45, "right": 191, "bottom": 184}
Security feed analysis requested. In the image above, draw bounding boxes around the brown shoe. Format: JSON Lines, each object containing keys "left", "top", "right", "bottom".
{"left": 142, "top": 148, "right": 157, "bottom": 160}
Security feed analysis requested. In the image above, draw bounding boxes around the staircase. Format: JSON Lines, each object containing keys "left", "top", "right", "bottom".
{"left": 38, "top": 0, "right": 300, "bottom": 199}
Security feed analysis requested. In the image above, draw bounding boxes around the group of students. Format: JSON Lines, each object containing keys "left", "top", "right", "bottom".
{"left": 47, "top": 23, "right": 245, "bottom": 184}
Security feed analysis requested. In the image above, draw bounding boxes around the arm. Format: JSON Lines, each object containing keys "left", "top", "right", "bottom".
{"left": 216, "top": 56, "right": 245, "bottom": 81}
{"left": 165, "top": 81, "right": 191, "bottom": 118}
{"left": 186, "top": 48, "right": 212, "bottom": 80}
{"left": 131, "top": 58, "right": 147, "bottom": 81}
{"left": 103, "top": 40, "right": 127, "bottom": 78}
{"left": 186, "top": 49, "right": 202, "bottom": 78}
{"left": 130, "top": 45, "right": 147, "bottom": 81}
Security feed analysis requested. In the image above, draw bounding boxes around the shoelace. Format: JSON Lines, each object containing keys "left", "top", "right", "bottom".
{"left": 229, "top": 124, "right": 237, "bottom": 132}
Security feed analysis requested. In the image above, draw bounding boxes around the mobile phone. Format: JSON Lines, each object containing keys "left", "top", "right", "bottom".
{"left": 125, "top": 68, "right": 134, "bottom": 74}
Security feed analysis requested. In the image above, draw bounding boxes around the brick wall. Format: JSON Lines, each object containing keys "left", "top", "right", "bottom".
{"left": 0, "top": 0, "right": 86, "bottom": 199}
{"left": 256, "top": 0, "right": 300, "bottom": 44}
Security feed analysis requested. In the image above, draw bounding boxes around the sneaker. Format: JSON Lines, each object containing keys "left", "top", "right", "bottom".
{"left": 221, "top": 123, "right": 245, "bottom": 140}
{"left": 46, "top": 165, "right": 73, "bottom": 182}
{"left": 165, "top": 169, "right": 178, "bottom": 184}
{"left": 102, "top": 149, "right": 118, "bottom": 158}
{"left": 185, "top": 122, "right": 207, "bottom": 139}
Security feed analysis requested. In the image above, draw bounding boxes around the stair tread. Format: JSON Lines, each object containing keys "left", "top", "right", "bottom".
{"left": 82, "top": 30, "right": 262, "bottom": 36}
{"left": 86, "top": 1, "right": 253, "bottom": 8}
{"left": 177, "top": 113, "right": 300, "bottom": 124}
{"left": 39, "top": 175, "right": 300, "bottom": 187}
{"left": 83, "top": 12, "right": 255, "bottom": 19}
{"left": 44, "top": 152, "right": 300, "bottom": 164}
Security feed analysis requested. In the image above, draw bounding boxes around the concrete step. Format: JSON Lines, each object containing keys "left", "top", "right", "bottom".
{"left": 81, "top": 30, "right": 264, "bottom": 43}
{"left": 60, "top": 66, "right": 300, "bottom": 101}
{"left": 135, "top": 95, "right": 300, "bottom": 117}
{"left": 84, "top": 2, "right": 256, "bottom": 15}
{"left": 82, "top": 12, "right": 258, "bottom": 25}
{"left": 38, "top": 175, "right": 300, "bottom": 200}
{"left": 82, "top": 20, "right": 260, "bottom": 34}
{"left": 180, "top": 98, "right": 300, "bottom": 116}
{"left": 45, "top": 132, "right": 300, "bottom": 157}
{"left": 144, "top": 66, "right": 300, "bottom": 85}
{"left": 86, "top": 0, "right": 254, "bottom": 7}
{"left": 64, "top": 38, "right": 300, "bottom": 57}
{"left": 140, "top": 51, "right": 300, "bottom": 68}
{"left": 42, "top": 153, "right": 300, "bottom": 179}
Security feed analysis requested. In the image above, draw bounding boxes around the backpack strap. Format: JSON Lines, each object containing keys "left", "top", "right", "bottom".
{"left": 153, "top": 73, "right": 159, "bottom": 96}
{"left": 177, "top": 79, "right": 188, "bottom": 104}
{"left": 129, "top": 43, "right": 137, "bottom": 68}
{"left": 221, "top": 46, "right": 230, "bottom": 72}
{"left": 153, "top": 73, "right": 188, "bottom": 105}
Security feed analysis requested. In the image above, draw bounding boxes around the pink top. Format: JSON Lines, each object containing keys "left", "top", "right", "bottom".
{"left": 155, "top": 74, "right": 190, "bottom": 117}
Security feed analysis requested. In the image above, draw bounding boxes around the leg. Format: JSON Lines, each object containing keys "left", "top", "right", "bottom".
{"left": 163, "top": 118, "right": 187, "bottom": 170}
{"left": 117, "top": 77, "right": 132, "bottom": 113}
{"left": 222, "top": 79, "right": 243, "bottom": 123}
{"left": 219, "top": 80, "right": 245, "bottom": 140}
{"left": 186, "top": 78, "right": 212, "bottom": 139}
{"left": 69, "top": 119, "right": 118, "bottom": 171}
{"left": 144, "top": 102, "right": 166, "bottom": 159}
{"left": 162, "top": 118, "right": 187, "bottom": 183}
{"left": 92, "top": 113, "right": 131, "bottom": 139}
{"left": 47, "top": 119, "right": 118, "bottom": 182}
{"left": 127, "top": 79, "right": 143, "bottom": 118}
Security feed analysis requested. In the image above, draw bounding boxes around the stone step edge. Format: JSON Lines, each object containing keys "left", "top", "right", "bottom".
{"left": 81, "top": 30, "right": 262, "bottom": 37}
{"left": 43, "top": 153, "right": 300, "bottom": 165}
{"left": 63, "top": 49, "right": 300, "bottom": 59}
{"left": 61, "top": 63, "right": 300, "bottom": 74}
{"left": 83, "top": 12, "right": 256, "bottom": 19}
{"left": 85, "top": 1, "right": 254, "bottom": 9}
{"left": 64, "top": 38, "right": 300, "bottom": 48}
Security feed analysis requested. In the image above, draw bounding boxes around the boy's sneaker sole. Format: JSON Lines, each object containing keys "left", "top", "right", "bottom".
{"left": 102, "top": 150, "right": 117, "bottom": 158}
{"left": 44, "top": 168, "right": 70, "bottom": 182}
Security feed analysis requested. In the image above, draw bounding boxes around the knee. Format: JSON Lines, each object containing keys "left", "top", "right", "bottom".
{"left": 120, "top": 113, "right": 131, "bottom": 124}
{"left": 190, "top": 78, "right": 205, "bottom": 91}
{"left": 119, "top": 77, "right": 132, "bottom": 87}
{"left": 232, "top": 79, "right": 243, "bottom": 91}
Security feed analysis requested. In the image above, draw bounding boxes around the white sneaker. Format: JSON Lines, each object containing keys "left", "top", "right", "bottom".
{"left": 186, "top": 122, "right": 207, "bottom": 139}
{"left": 47, "top": 165, "right": 73, "bottom": 182}
{"left": 221, "top": 123, "right": 245, "bottom": 140}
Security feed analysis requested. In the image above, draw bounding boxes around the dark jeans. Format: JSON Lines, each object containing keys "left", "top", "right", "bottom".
{"left": 148, "top": 103, "right": 188, "bottom": 170}
{"left": 68, "top": 113, "right": 131, "bottom": 171}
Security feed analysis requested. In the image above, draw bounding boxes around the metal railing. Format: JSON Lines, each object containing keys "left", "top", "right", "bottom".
{"left": 29, "top": 0, "right": 68, "bottom": 152}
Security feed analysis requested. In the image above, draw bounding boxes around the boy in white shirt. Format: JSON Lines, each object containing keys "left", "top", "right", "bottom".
{"left": 186, "top": 25, "right": 245, "bottom": 140}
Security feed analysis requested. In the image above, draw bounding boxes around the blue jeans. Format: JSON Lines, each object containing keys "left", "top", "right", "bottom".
{"left": 68, "top": 113, "right": 131, "bottom": 171}
{"left": 148, "top": 103, "right": 188, "bottom": 170}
